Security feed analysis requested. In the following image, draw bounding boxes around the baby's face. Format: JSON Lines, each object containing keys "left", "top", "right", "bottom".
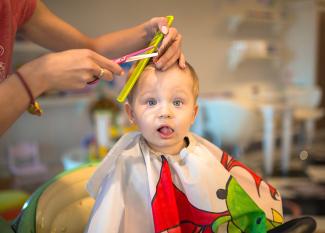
{"left": 125, "top": 65, "right": 198, "bottom": 155}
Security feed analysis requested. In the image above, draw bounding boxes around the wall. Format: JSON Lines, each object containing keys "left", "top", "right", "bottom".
{"left": 284, "top": 0, "right": 317, "bottom": 86}
{"left": 42, "top": 0, "right": 285, "bottom": 92}
{"left": 0, "top": 98, "right": 93, "bottom": 175}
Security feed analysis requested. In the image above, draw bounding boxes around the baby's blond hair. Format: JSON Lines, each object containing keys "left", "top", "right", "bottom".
{"left": 126, "top": 61, "right": 199, "bottom": 104}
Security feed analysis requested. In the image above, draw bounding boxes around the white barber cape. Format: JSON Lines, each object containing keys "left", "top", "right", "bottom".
{"left": 86, "top": 132, "right": 283, "bottom": 233}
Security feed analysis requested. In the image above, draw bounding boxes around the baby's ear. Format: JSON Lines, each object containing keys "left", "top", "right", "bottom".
{"left": 191, "top": 104, "right": 199, "bottom": 124}
{"left": 124, "top": 102, "right": 135, "bottom": 124}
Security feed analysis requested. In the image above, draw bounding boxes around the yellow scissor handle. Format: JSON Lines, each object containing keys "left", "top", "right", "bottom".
{"left": 116, "top": 16, "right": 174, "bottom": 103}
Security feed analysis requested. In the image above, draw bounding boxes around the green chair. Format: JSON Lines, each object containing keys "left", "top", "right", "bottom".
{"left": 0, "top": 163, "right": 97, "bottom": 233}
{"left": 0, "top": 162, "right": 317, "bottom": 233}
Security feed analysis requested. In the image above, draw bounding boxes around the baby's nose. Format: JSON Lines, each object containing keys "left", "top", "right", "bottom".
{"left": 159, "top": 113, "right": 172, "bottom": 119}
{"left": 159, "top": 104, "right": 173, "bottom": 119}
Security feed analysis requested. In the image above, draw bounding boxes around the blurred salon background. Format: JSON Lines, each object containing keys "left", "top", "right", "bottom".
{"left": 1, "top": 0, "right": 325, "bottom": 231}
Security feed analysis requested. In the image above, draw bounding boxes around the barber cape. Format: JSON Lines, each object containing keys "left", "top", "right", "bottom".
{"left": 86, "top": 132, "right": 283, "bottom": 233}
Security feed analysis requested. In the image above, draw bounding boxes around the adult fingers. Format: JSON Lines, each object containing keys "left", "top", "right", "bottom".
{"left": 156, "top": 17, "right": 169, "bottom": 35}
{"left": 83, "top": 49, "right": 124, "bottom": 78}
{"left": 155, "top": 34, "right": 182, "bottom": 70}
{"left": 158, "top": 48, "right": 181, "bottom": 71}
{"left": 87, "top": 67, "right": 114, "bottom": 84}
{"left": 157, "top": 27, "right": 180, "bottom": 55}
{"left": 178, "top": 52, "right": 186, "bottom": 69}
{"left": 149, "top": 17, "right": 169, "bottom": 35}
{"left": 98, "top": 68, "right": 114, "bottom": 81}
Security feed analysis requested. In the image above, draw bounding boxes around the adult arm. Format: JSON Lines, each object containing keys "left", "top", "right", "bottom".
{"left": 0, "top": 49, "right": 122, "bottom": 135}
{"left": 0, "top": 0, "right": 184, "bottom": 135}
{"left": 20, "top": 0, "right": 184, "bottom": 68}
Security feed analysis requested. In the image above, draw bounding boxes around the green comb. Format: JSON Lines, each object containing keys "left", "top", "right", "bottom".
{"left": 116, "top": 15, "right": 174, "bottom": 103}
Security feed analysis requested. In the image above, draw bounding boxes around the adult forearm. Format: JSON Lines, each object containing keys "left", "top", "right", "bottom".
{"left": 21, "top": 0, "right": 167, "bottom": 60}
{"left": 0, "top": 48, "right": 127, "bottom": 135}
{"left": 20, "top": 0, "right": 92, "bottom": 52}
{"left": 0, "top": 72, "right": 44, "bottom": 136}
{"left": 0, "top": 57, "right": 50, "bottom": 135}
{"left": 21, "top": 0, "right": 149, "bottom": 58}
{"left": 92, "top": 23, "right": 149, "bottom": 59}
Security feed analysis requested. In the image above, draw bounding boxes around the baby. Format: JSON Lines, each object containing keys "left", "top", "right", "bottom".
{"left": 86, "top": 62, "right": 284, "bottom": 233}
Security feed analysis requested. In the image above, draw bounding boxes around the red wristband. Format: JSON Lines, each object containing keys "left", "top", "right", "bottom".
{"left": 15, "top": 71, "right": 43, "bottom": 116}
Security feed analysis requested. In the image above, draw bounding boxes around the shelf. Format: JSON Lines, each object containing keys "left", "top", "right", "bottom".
{"left": 228, "top": 40, "right": 280, "bottom": 70}
{"left": 227, "top": 9, "right": 284, "bottom": 34}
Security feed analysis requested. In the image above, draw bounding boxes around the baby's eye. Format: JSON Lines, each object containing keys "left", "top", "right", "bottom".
{"left": 173, "top": 99, "right": 183, "bottom": 107}
{"left": 147, "top": 99, "right": 157, "bottom": 106}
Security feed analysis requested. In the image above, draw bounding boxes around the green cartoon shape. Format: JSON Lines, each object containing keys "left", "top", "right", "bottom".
{"left": 227, "top": 177, "right": 267, "bottom": 232}
{"left": 212, "top": 177, "right": 267, "bottom": 233}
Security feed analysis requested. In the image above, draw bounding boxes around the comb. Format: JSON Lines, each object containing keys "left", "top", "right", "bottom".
{"left": 116, "top": 15, "right": 174, "bottom": 103}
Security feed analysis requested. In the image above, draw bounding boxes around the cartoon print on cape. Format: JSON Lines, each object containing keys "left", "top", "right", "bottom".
{"left": 151, "top": 155, "right": 283, "bottom": 233}
{"left": 220, "top": 152, "right": 283, "bottom": 230}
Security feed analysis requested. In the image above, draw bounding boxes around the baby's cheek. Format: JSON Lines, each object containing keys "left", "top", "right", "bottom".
{"left": 177, "top": 111, "right": 195, "bottom": 123}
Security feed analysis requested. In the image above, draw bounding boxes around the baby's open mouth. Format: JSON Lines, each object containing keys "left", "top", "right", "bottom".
{"left": 157, "top": 126, "right": 174, "bottom": 138}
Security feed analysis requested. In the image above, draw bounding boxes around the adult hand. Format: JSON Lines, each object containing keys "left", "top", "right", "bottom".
{"left": 19, "top": 49, "right": 124, "bottom": 93}
{"left": 144, "top": 17, "right": 185, "bottom": 71}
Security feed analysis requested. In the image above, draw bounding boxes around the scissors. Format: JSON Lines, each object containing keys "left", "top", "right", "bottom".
{"left": 114, "top": 45, "right": 158, "bottom": 64}
{"left": 87, "top": 46, "right": 158, "bottom": 85}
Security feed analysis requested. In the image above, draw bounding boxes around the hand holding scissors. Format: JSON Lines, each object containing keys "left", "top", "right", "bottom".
{"left": 87, "top": 46, "right": 157, "bottom": 85}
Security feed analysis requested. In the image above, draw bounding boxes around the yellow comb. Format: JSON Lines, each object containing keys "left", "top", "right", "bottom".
{"left": 116, "top": 15, "right": 174, "bottom": 103}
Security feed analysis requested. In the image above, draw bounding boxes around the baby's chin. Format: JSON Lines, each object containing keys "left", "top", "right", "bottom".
{"left": 144, "top": 138, "right": 186, "bottom": 156}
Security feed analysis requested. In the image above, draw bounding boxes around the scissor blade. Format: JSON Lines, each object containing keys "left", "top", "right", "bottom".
{"left": 125, "top": 53, "right": 158, "bottom": 63}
